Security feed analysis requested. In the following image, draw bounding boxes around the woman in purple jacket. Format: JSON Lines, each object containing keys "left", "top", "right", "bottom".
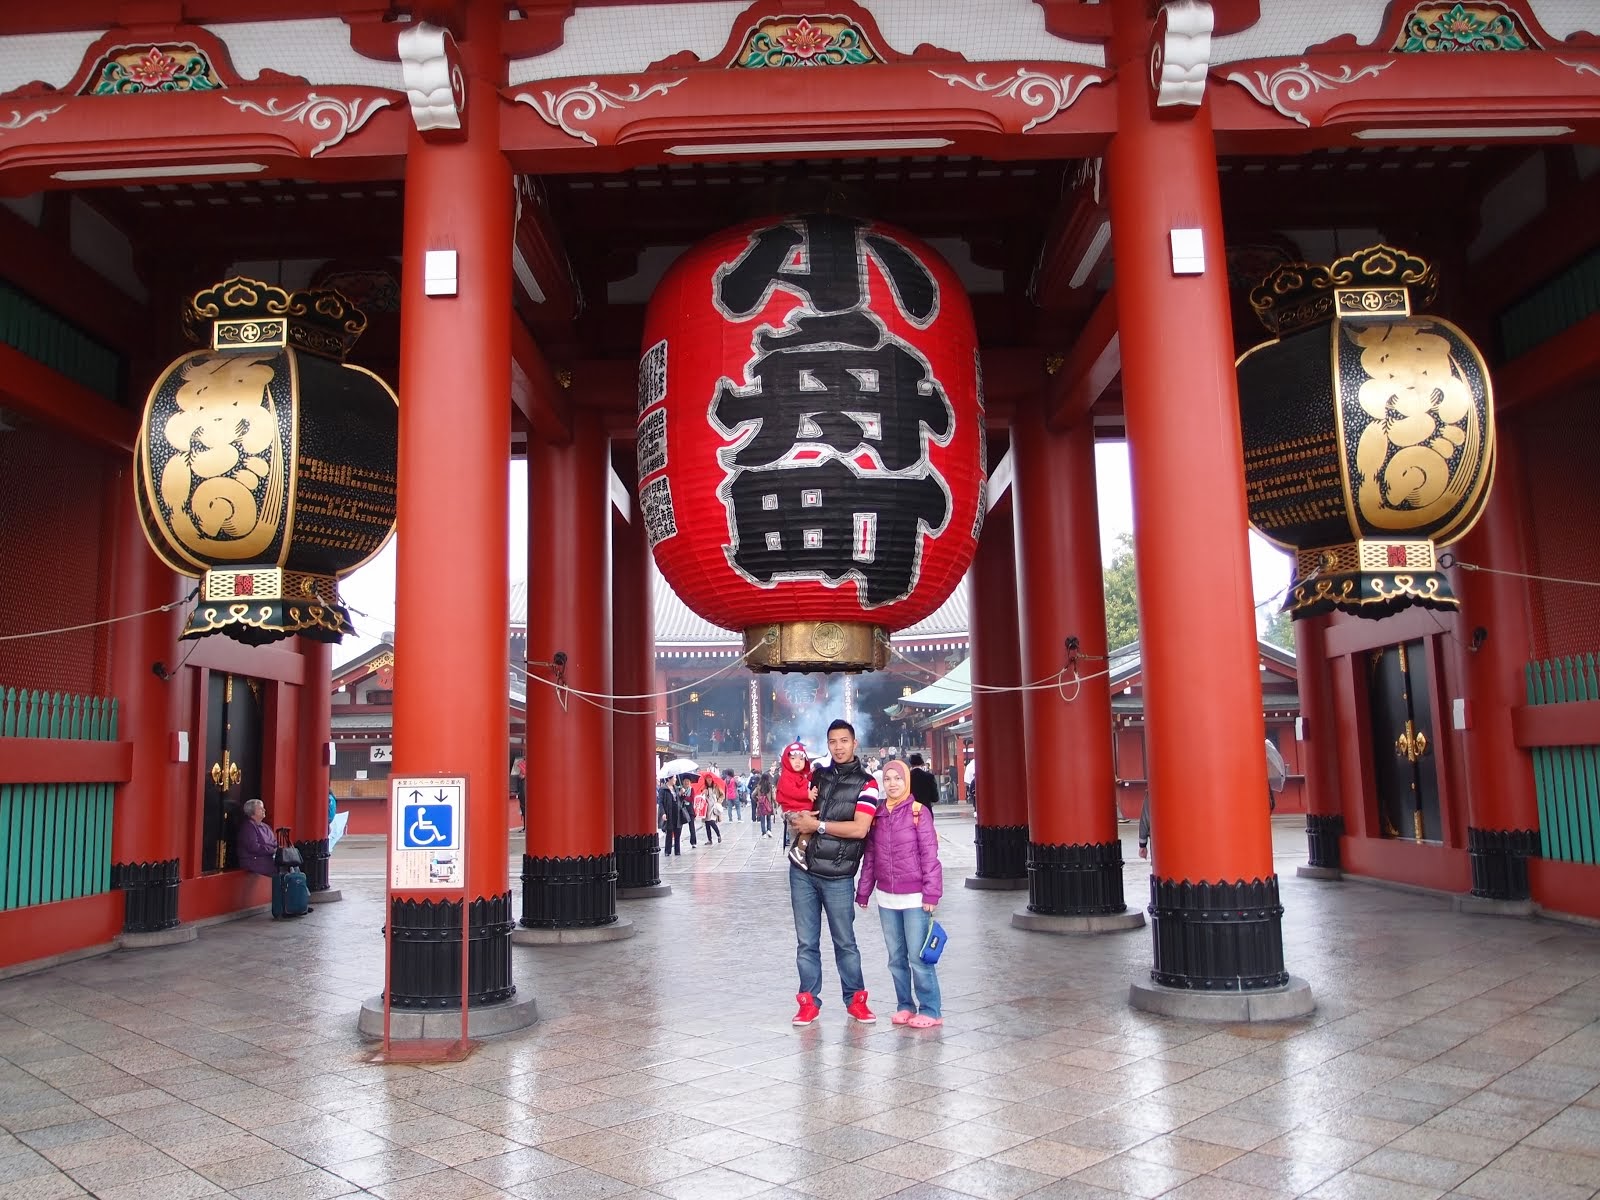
{"left": 856, "top": 759, "right": 943, "bottom": 1027}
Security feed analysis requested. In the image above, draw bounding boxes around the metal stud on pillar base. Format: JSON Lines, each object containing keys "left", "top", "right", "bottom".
{"left": 359, "top": 892, "right": 535, "bottom": 1039}
{"left": 615, "top": 834, "right": 671, "bottom": 898}
{"left": 1299, "top": 813, "right": 1345, "bottom": 879}
{"left": 386, "top": 893, "right": 516, "bottom": 1009}
{"left": 294, "top": 838, "right": 331, "bottom": 892}
{"left": 1467, "top": 827, "right": 1539, "bottom": 902}
{"left": 111, "top": 859, "right": 180, "bottom": 933}
{"left": 516, "top": 854, "right": 635, "bottom": 942}
{"left": 1130, "top": 875, "right": 1314, "bottom": 1020}
{"left": 967, "top": 824, "right": 1028, "bottom": 890}
{"left": 1012, "top": 841, "right": 1144, "bottom": 932}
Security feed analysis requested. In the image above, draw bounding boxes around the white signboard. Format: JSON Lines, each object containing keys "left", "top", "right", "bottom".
{"left": 371, "top": 744, "right": 393, "bottom": 763}
{"left": 389, "top": 776, "right": 465, "bottom": 890}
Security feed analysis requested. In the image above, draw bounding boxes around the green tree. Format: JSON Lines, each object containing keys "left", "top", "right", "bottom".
{"left": 1103, "top": 531, "right": 1140, "bottom": 651}
{"left": 1262, "top": 605, "right": 1296, "bottom": 651}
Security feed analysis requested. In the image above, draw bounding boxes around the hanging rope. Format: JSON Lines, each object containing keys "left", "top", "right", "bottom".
{"left": 0, "top": 589, "right": 199, "bottom": 643}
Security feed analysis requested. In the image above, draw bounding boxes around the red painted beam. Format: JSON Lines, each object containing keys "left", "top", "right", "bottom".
{"left": 511, "top": 317, "right": 573, "bottom": 445}
{"left": 1497, "top": 311, "right": 1600, "bottom": 414}
{"left": 0, "top": 343, "right": 137, "bottom": 452}
{"left": 1511, "top": 700, "right": 1600, "bottom": 750}
{"left": 182, "top": 638, "right": 307, "bottom": 685}
{"left": 0, "top": 738, "right": 133, "bottom": 784}
{"left": 1046, "top": 288, "right": 1120, "bottom": 432}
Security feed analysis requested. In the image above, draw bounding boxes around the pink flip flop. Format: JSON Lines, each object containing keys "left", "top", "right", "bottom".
{"left": 907, "top": 1014, "right": 943, "bottom": 1029}
{"left": 892, "top": 1010, "right": 914, "bottom": 1025}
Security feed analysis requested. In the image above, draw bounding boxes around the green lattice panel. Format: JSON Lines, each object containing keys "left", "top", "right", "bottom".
{"left": 1527, "top": 654, "right": 1600, "bottom": 865}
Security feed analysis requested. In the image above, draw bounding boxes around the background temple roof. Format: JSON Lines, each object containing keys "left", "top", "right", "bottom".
{"left": 508, "top": 569, "right": 971, "bottom": 647}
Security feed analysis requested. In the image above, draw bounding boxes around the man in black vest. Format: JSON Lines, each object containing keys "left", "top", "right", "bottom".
{"left": 786, "top": 719, "right": 880, "bottom": 1026}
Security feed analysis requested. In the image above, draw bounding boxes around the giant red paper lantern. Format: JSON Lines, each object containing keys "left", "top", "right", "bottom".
{"left": 638, "top": 213, "right": 985, "bottom": 672}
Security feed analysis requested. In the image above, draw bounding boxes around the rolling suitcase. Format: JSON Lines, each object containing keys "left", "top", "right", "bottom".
{"left": 272, "top": 827, "right": 310, "bottom": 919}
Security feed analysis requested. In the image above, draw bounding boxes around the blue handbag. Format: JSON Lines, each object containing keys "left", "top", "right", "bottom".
{"left": 919, "top": 919, "right": 947, "bottom": 965}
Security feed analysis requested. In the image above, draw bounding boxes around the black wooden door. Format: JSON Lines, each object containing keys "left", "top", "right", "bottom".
{"left": 202, "top": 673, "right": 266, "bottom": 871}
{"left": 1367, "top": 641, "right": 1441, "bottom": 842}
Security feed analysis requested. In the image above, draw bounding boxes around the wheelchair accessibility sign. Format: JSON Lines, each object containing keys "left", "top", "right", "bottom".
{"left": 389, "top": 776, "right": 465, "bottom": 889}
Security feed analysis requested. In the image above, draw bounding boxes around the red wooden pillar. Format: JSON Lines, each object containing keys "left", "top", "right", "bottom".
{"left": 390, "top": 1, "right": 515, "bottom": 1009}
{"left": 1454, "top": 436, "right": 1540, "bottom": 899}
{"left": 611, "top": 447, "right": 666, "bottom": 897}
{"left": 108, "top": 481, "right": 187, "bottom": 935}
{"left": 966, "top": 489, "right": 1028, "bottom": 888}
{"left": 1011, "top": 395, "right": 1130, "bottom": 924}
{"left": 523, "top": 409, "right": 625, "bottom": 931}
{"left": 1293, "top": 615, "right": 1345, "bottom": 877}
{"left": 1108, "top": 1, "right": 1293, "bottom": 996}
{"left": 293, "top": 638, "right": 334, "bottom": 893}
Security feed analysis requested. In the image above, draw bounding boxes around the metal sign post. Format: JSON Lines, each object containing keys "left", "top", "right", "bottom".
{"left": 371, "top": 774, "right": 477, "bottom": 1063}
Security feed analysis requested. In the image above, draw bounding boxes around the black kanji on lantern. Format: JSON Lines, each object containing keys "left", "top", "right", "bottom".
{"left": 716, "top": 321, "right": 950, "bottom": 471}
{"left": 714, "top": 214, "right": 937, "bottom": 325}
{"left": 710, "top": 214, "right": 956, "bottom": 608}
{"left": 726, "top": 459, "right": 949, "bottom": 606}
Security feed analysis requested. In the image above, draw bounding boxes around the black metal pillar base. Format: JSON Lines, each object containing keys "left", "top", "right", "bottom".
{"left": 974, "top": 824, "right": 1027, "bottom": 881}
{"left": 387, "top": 892, "right": 515, "bottom": 1009}
{"left": 520, "top": 853, "right": 618, "bottom": 929}
{"left": 1304, "top": 814, "right": 1344, "bottom": 871}
{"left": 1468, "top": 827, "right": 1538, "bottom": 901}
{"left": 1026, "top": 840, "right": 1126, "bottom": 915}
{"left": 1148, "top": 876, "right": 1289, "bottom": 991}
{"left": 614, "top": 833, "right": 661, "bottom": 890}
{"left": 294, "top": 837, "right": 331, "bottom": 892}
{"left": 110, "top": 859, "right": 180, "bottom": 933}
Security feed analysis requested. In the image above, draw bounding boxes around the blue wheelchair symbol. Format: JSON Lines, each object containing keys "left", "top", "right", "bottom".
{"left": 402, "top": 803, "right": 454, "bottom": 849}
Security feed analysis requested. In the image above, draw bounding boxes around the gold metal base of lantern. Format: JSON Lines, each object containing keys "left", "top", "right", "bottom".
{"left": 1286, "top": 541, "right": 1457, "bottom": 621}
{"left": 743, "top": 622, "right": 889, "bottom": 673}
{"left": 184, "top": 567, "right": 352, "bottom": 645}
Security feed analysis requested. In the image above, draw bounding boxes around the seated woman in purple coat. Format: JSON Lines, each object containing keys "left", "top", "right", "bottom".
{"left": 855, "top": 759, "right": 943, "bottom": 1028}
{"left": 236, "top": 799, "right": 278, "bottom": 876}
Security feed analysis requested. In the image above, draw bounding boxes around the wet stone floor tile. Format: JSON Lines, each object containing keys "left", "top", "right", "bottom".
{"left": 3, "top": 822, "right": 1600, "bottom": 1199}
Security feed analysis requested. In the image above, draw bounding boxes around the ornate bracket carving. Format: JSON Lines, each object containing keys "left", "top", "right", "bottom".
{"left": 222, "top": 92, "right": 395, "bottom": 156}
{"left": 927, "top": 68, "right": 1105, "bottom": 133}
{"left": 511, "top": 78, "right": 686, "bottom": 146}
{"left": 1223, "top": 60, "right": 1393, "bottom": 127}
{"left": 398, "top": 22, "right": 465, "bottom": 136}
{"left": 0, "top": 106, "right": 63, "bottom": 135}
{"left": 1151, "top": 0, "right": 1213, "bottom": 109}
{"left": 1559, "top": 58, "right": 1600, "bottom": 79}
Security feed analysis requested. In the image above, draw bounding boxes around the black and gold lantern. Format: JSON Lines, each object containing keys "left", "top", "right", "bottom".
{"left": 135, "top": 277, "right": 398, "bottom": 644}
{"left": 1237, "top": 245, "right": 1494, "bottom": 619}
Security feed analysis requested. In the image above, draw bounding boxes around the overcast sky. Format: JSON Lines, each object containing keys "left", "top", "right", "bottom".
{"left": 335, "top": 442, "right": 1293, "bottom": 668}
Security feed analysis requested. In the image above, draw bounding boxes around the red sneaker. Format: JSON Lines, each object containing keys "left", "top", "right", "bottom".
{"left": 846, "top": 990, "right": 877, "bottom": 1024}
{"left": 792, "top": 993, "right": 821, "bottom": 1026}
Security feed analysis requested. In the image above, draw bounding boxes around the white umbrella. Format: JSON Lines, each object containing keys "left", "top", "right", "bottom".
{"left": 658, "top": 757, "right": 699, "bottom": 779}
{"left": 1265, "top": 739, "right": 1288, "bottom": 793}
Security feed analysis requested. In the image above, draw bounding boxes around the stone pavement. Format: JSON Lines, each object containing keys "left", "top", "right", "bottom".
{"left": 4, "top": 814, "right": 1600, "bottom": 1200}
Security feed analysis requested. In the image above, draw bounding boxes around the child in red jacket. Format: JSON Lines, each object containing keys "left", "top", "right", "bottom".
{"left": 776, "top": 740, "right": 818, "bottom": 870}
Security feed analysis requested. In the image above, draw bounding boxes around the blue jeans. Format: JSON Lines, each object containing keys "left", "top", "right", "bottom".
{"left": 878, "top": 904, "right": 942, "bottom": 1018}
{"left": 789, "top": 868, "right": 865, "bottom": 1006}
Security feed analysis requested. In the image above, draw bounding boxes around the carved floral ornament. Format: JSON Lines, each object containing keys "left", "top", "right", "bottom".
{"left": 1224, "top": 61, "right": 1393, "bottom": 128}
{"left": 512, "top": 78, "right": 686, "bottom": 146}
{"left": 732, "top": 16, "right": 881, "bottom": 67}
{"left": 1395, "top": 3, "right": 1537, "bottom": 52}
{"left": 80, "top": 43, "right": 225, "bottom": 94}
{"left": 222, "top": 93, "right": 395, "bottom": 157}
{"left": 0, "top": 107, "right": 63, "bottom": 136}
{"left": 928, "top": 69, "right": 1106, "bottom": 133}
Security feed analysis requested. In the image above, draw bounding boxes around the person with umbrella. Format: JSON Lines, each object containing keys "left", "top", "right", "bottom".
{"left": 658, "top": 775, "right": 685, "bottom": 856}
